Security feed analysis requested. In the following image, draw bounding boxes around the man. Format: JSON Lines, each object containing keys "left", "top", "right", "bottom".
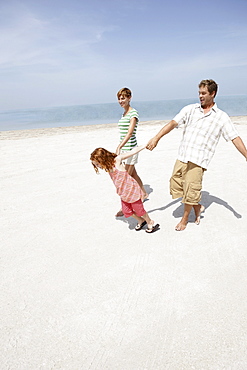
{"left": 146, "top": 79, "right": 247, "bottom": 231}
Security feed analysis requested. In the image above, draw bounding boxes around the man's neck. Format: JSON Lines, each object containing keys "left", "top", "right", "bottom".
{"left": 202, "top": 102, "right": 215, "bottom": 114}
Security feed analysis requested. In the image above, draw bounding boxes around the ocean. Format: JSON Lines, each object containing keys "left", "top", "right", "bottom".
{"left": 0, "top": 95, "right": 247, "bottom": 131}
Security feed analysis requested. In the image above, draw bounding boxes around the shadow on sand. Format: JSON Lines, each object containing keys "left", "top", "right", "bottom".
{"left": 116, "top": 189, "right": 242, "bottom": 230}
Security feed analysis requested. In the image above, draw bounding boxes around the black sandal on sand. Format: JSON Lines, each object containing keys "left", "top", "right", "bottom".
{"left": 135, "top": 221, "right": 147, "bottom": 231}
{"left": 146, "top": 224, "right": 160, "bottom": 233}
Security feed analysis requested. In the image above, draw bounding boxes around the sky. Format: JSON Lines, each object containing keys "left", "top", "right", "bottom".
{"left": 0, "top": 0, "right": 247, "bottom": 110}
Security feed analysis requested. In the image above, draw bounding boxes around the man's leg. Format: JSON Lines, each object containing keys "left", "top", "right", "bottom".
{"left": 193, "top": 204, "right": 205, "bottom": 225}
{"left": 175, "top": 203, "right": 205, "bottom": 231}
{"left": 175, "top": 203, "right": 193, "bottom": 231}
{"left": 169, "top": 160, "right": 184, "bottom": 200}
{"left": 175, "top": 162, "right": 204, "bottom": 231}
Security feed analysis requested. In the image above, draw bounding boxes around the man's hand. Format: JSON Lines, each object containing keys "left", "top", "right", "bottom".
{"left": 146, "top": 138, "right": 158, "bottom": 151}
{"left": 146, "top": 120, "right": 177, "bottom": 151}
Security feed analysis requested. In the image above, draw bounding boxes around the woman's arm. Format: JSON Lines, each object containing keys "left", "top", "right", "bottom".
{"left": 116, "top": 117, "right": 137, "bottom": 155}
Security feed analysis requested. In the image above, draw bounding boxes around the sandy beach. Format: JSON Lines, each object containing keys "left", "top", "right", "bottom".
{"left": 1, "top": 116, "right": 247, "bottom": 369}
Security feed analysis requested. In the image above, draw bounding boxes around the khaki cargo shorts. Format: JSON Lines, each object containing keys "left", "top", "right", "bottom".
{"left": 169, "top": 160, "right": 205, "bottom": 205}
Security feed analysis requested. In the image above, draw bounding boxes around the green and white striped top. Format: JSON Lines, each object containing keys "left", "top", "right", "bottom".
{"left": 118, "top": 108, "right": 139, "bottom": 151}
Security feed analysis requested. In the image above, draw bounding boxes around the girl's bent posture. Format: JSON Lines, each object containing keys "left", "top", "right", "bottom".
{"left": 90, "top": 145, "right": 159, "bottom": 233}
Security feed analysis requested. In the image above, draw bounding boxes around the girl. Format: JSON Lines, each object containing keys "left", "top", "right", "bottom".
{"left": 90, "top": 145, "right": 159, "bottom": 233}
{"left": 115, "top": 88, "right": 148, "bottom": 216}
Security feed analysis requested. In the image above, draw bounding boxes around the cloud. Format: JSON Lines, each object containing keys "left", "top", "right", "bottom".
{"left": 0, "top": 4, "right": 115, "bottom": 73}
{"left": 0, "top": 1, "right": 247, "bottom": 109}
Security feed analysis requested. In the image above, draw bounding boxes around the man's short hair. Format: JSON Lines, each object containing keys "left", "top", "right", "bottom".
{"left": 199, "top": 79, "right": 218, "bottom": 97}
{"left": 117, "top": 87, "right": 132, "bottom": 99}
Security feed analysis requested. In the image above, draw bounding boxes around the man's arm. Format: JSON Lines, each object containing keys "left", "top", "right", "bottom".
{"left": 146, "top": 120, "right": 178, "bottom": 151}
{"left": 232, "top": 136, "right": 247, "bottom": 160}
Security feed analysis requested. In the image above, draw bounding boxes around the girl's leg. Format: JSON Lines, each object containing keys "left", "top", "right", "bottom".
{"left": 116, "top": 164, "right": 147, "bottom": 217}
{"left": 131, "top": 200, "right": 159, "bottom": 233}
{"left": 131, "top": 213, "right": 146, "bottom": 225}
{"left": 132, "top": 212, "right": 159, "bottom": 233}
{"left": 132, "top": 200, "right": 153, "bottom": 229}
{"left": 115, "top": 163, "right": 148, "bottom": 217}
{"left": 140, "top": 212, "right": 154, "bottom": 229}
{"left": 125, "top": 164, "right": 148, "bottom": 200}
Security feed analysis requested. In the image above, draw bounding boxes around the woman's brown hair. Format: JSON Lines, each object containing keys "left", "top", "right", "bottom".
{"left": 117, "top": 87, "right": 132, "bottom": 99}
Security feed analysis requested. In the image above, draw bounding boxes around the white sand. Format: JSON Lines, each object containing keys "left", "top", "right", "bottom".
{"left": 1, "top": 117, "right": 247, "bottom": 369}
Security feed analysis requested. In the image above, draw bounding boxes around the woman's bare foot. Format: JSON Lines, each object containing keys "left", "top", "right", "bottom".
{"left": 115, "top": 209, "right": 124, "bottom": 217}
{"left": 194, "top": 205, "right": 205, "bottom": 225}
{"left": 142, "top": 192, "right": 149, "bottom": 201}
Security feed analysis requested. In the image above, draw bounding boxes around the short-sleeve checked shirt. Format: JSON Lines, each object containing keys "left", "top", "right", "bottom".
{"left": 173, "top": 103, "right": 239, "bottom": 169}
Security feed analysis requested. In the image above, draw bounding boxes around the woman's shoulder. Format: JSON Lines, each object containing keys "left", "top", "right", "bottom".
{"left": 129, "top": 107, "right": 138, "bottom": 114}
{"left": 128, "top": 108, "right": 139, "bottom": 119}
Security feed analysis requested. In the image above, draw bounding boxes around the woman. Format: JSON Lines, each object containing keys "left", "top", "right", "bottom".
{"left": 115, "top": 87, "right": 148, "bottom": 217}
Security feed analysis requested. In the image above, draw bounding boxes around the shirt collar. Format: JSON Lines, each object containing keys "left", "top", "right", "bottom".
{"left": 212, "top": 103, "right": 218, "bottom": 112}
{"left": 196, "top": 102, "right": 218, "bottom": 113}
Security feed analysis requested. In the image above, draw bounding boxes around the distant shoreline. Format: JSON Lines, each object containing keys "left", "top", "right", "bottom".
{"left": 1, "top": 116, "right": 247, "bottom": 141}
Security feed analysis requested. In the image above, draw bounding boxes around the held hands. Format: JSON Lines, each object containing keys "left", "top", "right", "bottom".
{"left": 146, "top": 137, "right": 158, "bottom": 151}
{"left": 116, "top": 146, "right": 121, "bottom": 155}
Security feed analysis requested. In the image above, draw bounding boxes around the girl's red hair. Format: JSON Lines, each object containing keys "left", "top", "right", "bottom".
{"left": 90, "top": 148, "right": 117, "bottom": 173}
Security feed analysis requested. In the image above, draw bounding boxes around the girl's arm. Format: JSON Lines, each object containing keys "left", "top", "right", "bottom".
{"left": 118, "top": 144, "right": 146, "bottom": 161}
{"left": 116, "top": 117, "right": 137, "bottom": 155}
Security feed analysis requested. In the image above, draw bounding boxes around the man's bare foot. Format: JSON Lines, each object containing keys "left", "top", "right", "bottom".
{"left": 194, "top": 205, "right": 205, "bottom": 225}
{"left": 175, "top": 221, "right": 187, "bottom": 231}
{"left": 115, "top": 210, "right": 124, "bottom": 217}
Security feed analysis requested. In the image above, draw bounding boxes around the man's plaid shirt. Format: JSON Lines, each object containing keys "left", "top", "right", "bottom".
{"left": 173, "top": 103, "right": 239, "bottom": 169}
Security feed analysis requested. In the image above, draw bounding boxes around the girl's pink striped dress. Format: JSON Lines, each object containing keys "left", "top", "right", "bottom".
{"left": 109, "top": 167, "right": 142, "bottom": 203}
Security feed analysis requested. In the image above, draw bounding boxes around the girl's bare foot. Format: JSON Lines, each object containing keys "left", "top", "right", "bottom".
{"left": 115, "top": 210, "right": 124, "bottom": 217}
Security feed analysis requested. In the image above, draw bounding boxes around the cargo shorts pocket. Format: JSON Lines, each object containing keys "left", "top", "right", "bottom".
{"left": 169, "top": 176, "right": 183, "bottom": 198}
{"left": 184, "top": 182, "right": 202, "bottom": 204}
